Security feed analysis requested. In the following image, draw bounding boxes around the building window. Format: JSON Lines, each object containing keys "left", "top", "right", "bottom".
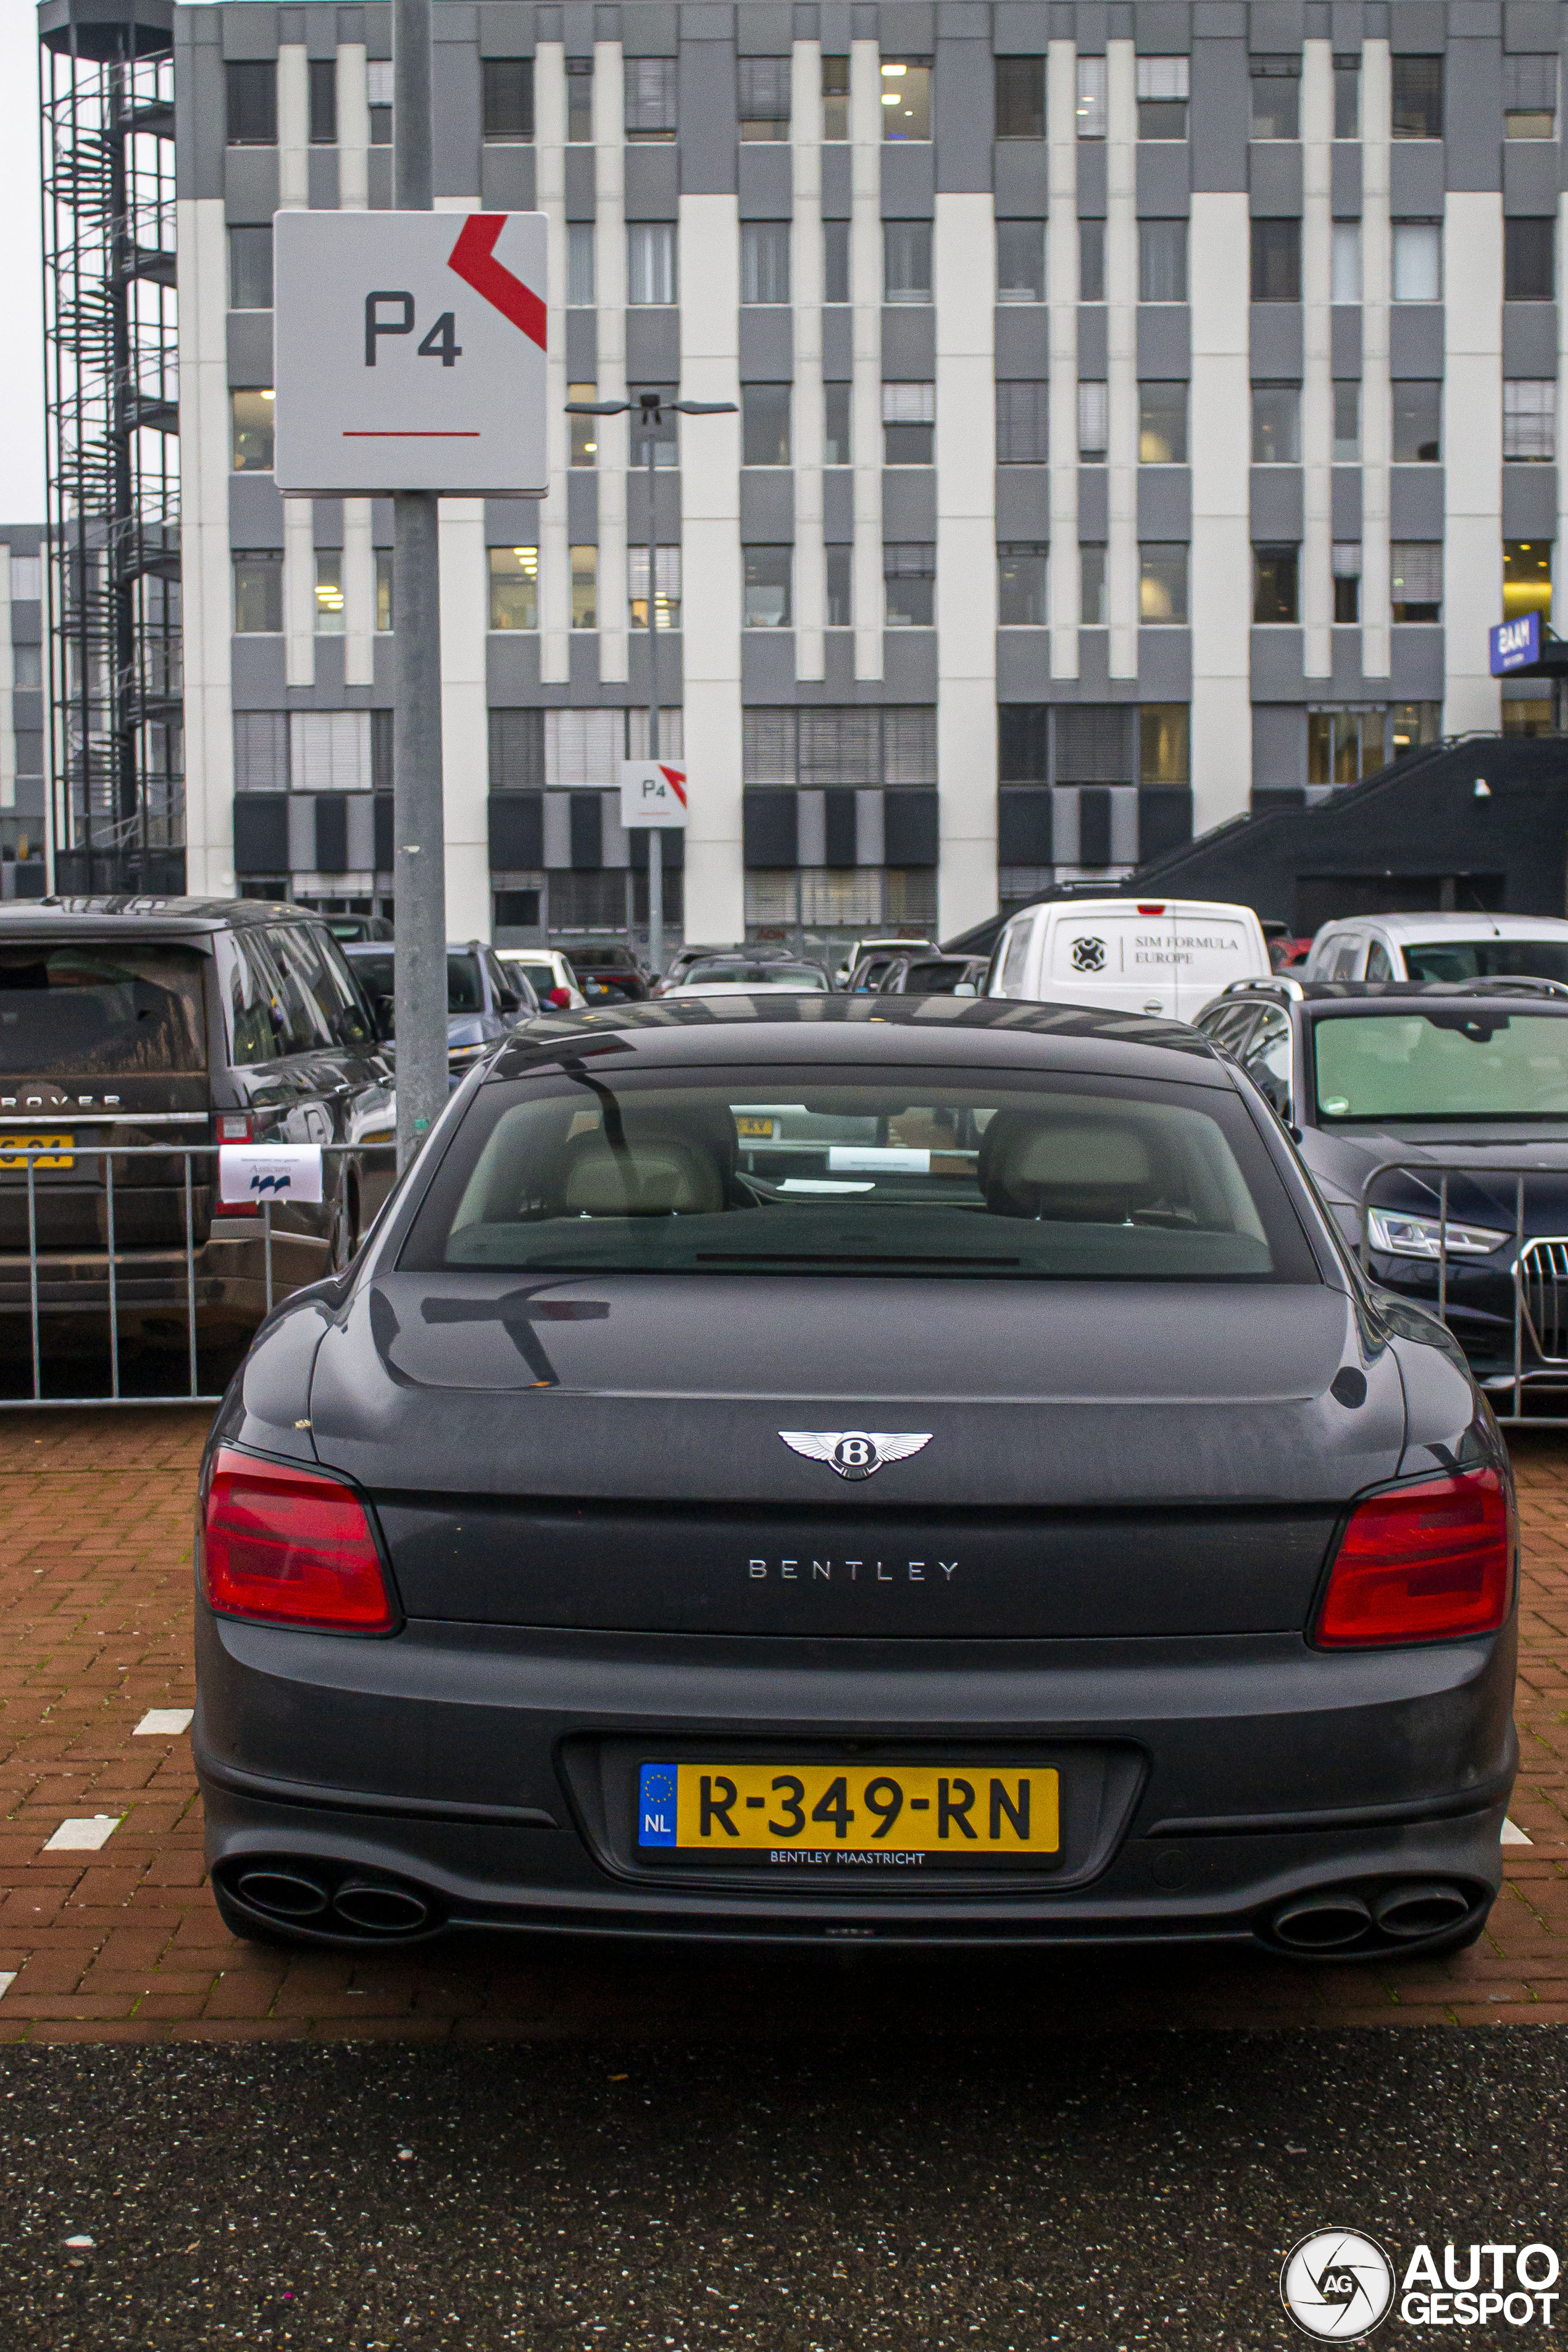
{"left": 1141, "top": 703, "right": 1189, "bottom": 783}
{"left": 1309, "top": 710, "right": 1385, "bottom": 785}
{"left": 1331, "top": 221, "right": 1362, "bottom": 302}
{"left": 884, "top": 543, "right": 935, "bottom": 627}
{"left": 1140, "top": 220, "right": 1188, "bottom": 303}
{"left": 742, "top": 383, "right": 791, "bottom": 467}
{"left": 1504, "top": 540, "right": 1553, "bottom": 622}
{"left": 1141, "top": 544, "right": 1188, "bottom": 623}
{"left": 882, "top": 382, "right": 934, "bottom": 465}
{"left": 1503, "top": 697, "right": 1555, "bottom": 737}
{"left": 881, "top": 60, "right": 931, "bottom": 141}
{"left": 824, "top": 383, "right": 852, "bottom": 466}
{"left": 1250, "top": 62, "right": 1299, "bottom": 141}
{"left": 12, "top": 643, "right": 41, "bottom": 686}
{"left": 743, "top": 704, "right": 936, "bottom": 786}
{"left": 306, "top": 57, "right": 337, "bottom": 143}
{"left": 996, "top": 221, "right": 1046, "bottom": 304}
{"left": 624, "top": 57, "right": 677, "bottom": 139}
{"left": 1392, "top": 54, "right": 1443, "bottom": 140}
{"left": 998, "top": 543, "right": 1048, "bottom": 625}
{"left": 233, "top": 551, "right": 283, "bottom": 634}
{"left": 291, "top": 709, "right": 373, "bottom": 791}
{"left": 1136, "top": 56, "right": 1188, "bottom": 140}
{"left": 228, "top": 225, "right": 273, "bottom": 310}
{"left": 1390, "top": 543, "right": 1442, "bottom": 622}
{"left": 314, "top": 550, "right": 344, "bottom": 634}
{"left": 738, "top": 57, "right": 791, "bottom": 141}
{"left": 366, "top": 60, "right": 393, "bottom": 143}
{"left": 627, "top": 223, "right": 676, "bottom": 305}
{"left": 995, "top": 55, "right": 1045, "bottom": 141}
{"left": 1392, "top": 221, "right": 1442, "bottom": 302}
{"left": 629, "top": 545, "right": 682, "bottom": 630}
{"left": 1251, "top": 383, "right": 1300, "bottom": 464}
{"left": 1504, "top": 380, "right": 1556, "bottom": 462}
{"left": 630, "top": 390, "right": 679, "bottom": 468}
{"left": 822, "top": 56, "right": 849, "bottom": 141}
{"left": 235, "top": 709, "right": 290, "bottom": 790}
{"left": 1251, "top": 218, "right": 1301, "bottom": 302}
{"left": 1332, "top": 542, "right": 1362, "bottom": 624}
{"left": 489, "top": 547, "right": 539, "bottom": 630}
{"left": 482, "top": 58, "right": 534, "bottom": 142}
{"left": 1504, "top": 56, "right": 1558, "bottom": 138}
{"left": 570, "top": 545, "right": 597, "bottom": 629}
{"left": 569, "top": 385, "right": 599, "bottom": 467}
{"left": 1138, "top": 382, "right": 1186, "bottom": 464}
{"left": 1391, "top": 703, "right": 1441, "bottom": 756}
{"left": 1080, "top": 547, "right": 1107, "bottom": 624}
{"left": 824, "top": 220, "right": 851, "bottom": 304}
{"left": 741, "top": 221, "right": 791, "bottom": 305}
{"left": 375, "top": 549, "right": 393, "bottom": 632}
{"left": 825, "top": 546, "right": 853, "bottom": 626}
{"left": 742, "top": 546, "right": 791, "bottom": 628}
{"left": 1505, "top": 217, "right": 1555, "bottom": 302}
{"left": 567, "top": 223, "right": 596, "bottom": 307}
{"left": 1078, "top": 380, "right": 1109, "bottom": 461}
{"left": 1332, "top": 380, "right": 1361, "bottom": 461}
{"left": 1333, "top": 62, "right": 1360, "bottom": 140}
{"left": 1391, "top": 381, "right": 1440, "bottom": 463}
{"left": 226, "top": 60, "right": 276, "bottom": 145}
{"left": 884, "top": 221, "right": 933, "bottom": 304}
{"left": 1077, "top": 56, "right": 1106, "bottom": 138}
{"left": 996, "top": 380, "right": 1048, "bottom": 465}
{"left": 1253, "top": 545, "right": 1299, "bottom": 624}
{"left": 231, "top": 388, "right": 275, "bottom": 472}
{"left": 567, "top": 60, "right": 594, "bottom": 142}
{"left": 1079, "top": 219, "right": 1105, "bottom": 301}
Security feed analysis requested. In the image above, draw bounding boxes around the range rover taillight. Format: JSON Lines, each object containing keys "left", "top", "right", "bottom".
{"left": 1314, "top": 1467, "right": 1513, "bottom": 1647}
{"left": 201, "top": 1448, "right": 395, "bottom": 1632}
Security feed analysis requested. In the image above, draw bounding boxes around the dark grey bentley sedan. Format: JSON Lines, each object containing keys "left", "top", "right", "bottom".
{"left": 194, "top": 998, "right": 1517, "bottom": 1961}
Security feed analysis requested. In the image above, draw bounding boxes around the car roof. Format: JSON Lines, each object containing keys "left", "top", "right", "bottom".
{"left": 1007, "top": 898, "right": 1261, "bottom": 922}
{"left": 0, "top": 896, "right": 308, "bottom": 940}
{"left": 342, "top": 940, "right": 489, "bottom": 955}
{"left": 1318, "top": 912, "right": 1568, "bottom": 940}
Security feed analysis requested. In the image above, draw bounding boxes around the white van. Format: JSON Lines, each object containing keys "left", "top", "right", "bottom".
{"left": 1303, "top": 911, "right": 1568, "bottom": 986}
{"left": 986, "top": 896, "right": 1272, "bottom": 1021}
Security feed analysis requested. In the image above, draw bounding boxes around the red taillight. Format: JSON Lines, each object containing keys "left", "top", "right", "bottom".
{"left": 1136, "top": 903, "right": 1166, "bottom": 916}
{"left": 201, "top": 1447, "right": 395, "bottom": 1632}
{"left": 1315, "top": 1468, "right": 1514, "bottom": 1648}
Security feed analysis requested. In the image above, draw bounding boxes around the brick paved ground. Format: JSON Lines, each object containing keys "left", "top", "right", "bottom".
{"left": 0, "top": 1407, "right": 1564, "bottom": 2043}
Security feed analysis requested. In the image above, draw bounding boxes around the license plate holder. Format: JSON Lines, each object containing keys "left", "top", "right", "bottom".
{"left": 636, "top": 1759, "right": 1061, "bottom": 1869}
{"left": 0, "top": 1133, "right": 75, "bottom": 1171}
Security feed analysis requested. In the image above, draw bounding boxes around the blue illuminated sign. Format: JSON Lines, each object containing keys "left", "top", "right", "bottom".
{"left": 1491, "top": 613, "right": 1542, "bottom": 675}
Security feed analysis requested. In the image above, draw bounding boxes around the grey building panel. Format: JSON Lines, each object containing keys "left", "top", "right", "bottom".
{"left": 623, "top": 3, "right": 680, "bottom": 51}
{"left": 1447, "top": 42, "right": 1504, "bottom": 190}
{"left": 625, "top": 307, "right": 680, "bottom": 379}
{"left": 435, "top": 4, "right": 478, "bottom": 41}
{"left": 881, "top": 308, "right": 936, "bottom": 377}
{"left": 225, "top": 150, "right": 281, "bottom": 225}
{"left": 1077, "top": 142, "right": 1107, "bottom": 214}
{"left": 822, "top": 471, "right": 856, "bottom": 538}
{"left": 678, "top": 2, "right": 736, "bottom": 35}
{"left": 882, "top": 469, "right": 937, "bottom": 536}
{"left": 1249, "top": 305, "right": 1303, "bottom": 377}
{"left": 679, "top": 39, "right": 738, "bottom": 193}
{"left": 486, "top": 497, "right": 544, "bottom": 542}
{"left": 1449, "top": 1, "right": 1501, "bottom": 31}
{"left": 565, "top": 310, "right": 599, "bottom": 377}
{"left": 1504, "top": 141, "right": 1559, "bottom": 214}
{"left": 365, "top": 6, "right": 391, "bottom": 61}
{"left": 11, "top": 691, "right": 43, "bottom": 730}
{"left": 481, "top": 145, "right": 536, "bottom": 206}
{"left": 820, "top": 146, "right": 853, "bottom": 216}
{"left": 1330, "top": 1, "right": 1364, "bottom": 51}
{"left": 1136, "top": 628, "right": 1192, "bottom": 699}
{"left": 740, "top": 470, "right": 798, "bottom": 538}
{"left": 1076, "top": 306, "right": 1109, "bottom": 377}
{"left": 1135, "top": 2, "right": 1191, "bottom": 50}
{"left": 312, "top": 637, "right": 346, "bottom": 696}
{"left": 569, "top": 633, "right": 601, "bottom": 696}
{"left": 1388, "top": 305, "right": 1444, "bottom": 376}
{"left": 737, "top": 0, "right": 794, "bottom": 47}
{"left": 1138, "top": 467, "right": 1191, "bottom": 537}
{"left": 487, "top": 632, "right": 545, "bottom": 701}
{"left": 741, "top": 632, "right": 799, "bottom": 698}
{"left": 368, "top": 148, "right": 393, "bottom": 207}
{"left": 313, "top": 498, "right": 344, "bottom": 548}
{"left": 1248, "top": 144, "right": 1303, "bottom": 217}
{"left": 563, "top": 1, "right": 595, "bottom": 51}
{"left": 625, "top": 144, "right": 680, "bottom": 217}
{"left": 541, "top": 789, "right": 571, "bottom": 867}
{"left": 993, "top": 2, "right": 1051, "bottom": 47}
{"left": 821, "top": 309, "right": 854, "bottom": 377}
{"left": 433, "top": 38, "right": 481, "bottom": 196}
{"left": 880, "top": 1, "right": 936, "bottom": 49}
{"left": 1387, "top": 2, "right": 1445, "bottom": 48}
{"left": 9, "top": 604, "right": 40, "bottom": 647}
{"left": 1250, "top": 467, "right": 1303, "bottom": 539}
{"left": 1502, "top": 464, "right": 1558, "bottom": 536}
{"left": 1195, "top": 0, "right": 1248, "bottom": 29}
{"left": 881, "top": 144, "right": 936, "bottom": 217}
{"left": 223, "top": 6, "right": 279, "bottom": 59}
{"left": 1075, "top": 4, "right": 1108, "bottom": 53}
{"left": 287, "top": 796, "right": 314, "bottom": 870}
{"left": 1189, "top": 37, "right": 1249, "bottom": 193}
{"left": 564, "top": 147, "right": 597, "bottom": 219}
{"left": 567, "top": 470, "right": 600, "bottom": 539}
{"left": 882, "top": 630, "right": 940, "bottom": 699}
{"left": 231, "top": 637, "right": 289, "bottom": 706}
{"left": 1388, "top": 142, "right": 1445, "bottom": 216}
{"left": 178, "top": 35, "right": 227, "bottom": 204}
{"left": 986, "top": 308, "right": 1048, "bottom": 377}
{"left": 994, "top": 465, "right": 1051, "bottom": 534}
{"left": 1389, "top": 467, "right": 1444, "bottom": 537}
{"left": 1075, "top": 632, "right": 1111, "bottom": 698}
{"left": 308, "top": 148, "right": 339, "bottom": 208}
{"left": 1504, "top": 0, "right": 1558, "bottom": 46}
{"left": 1330, "top": 467, "right": 1361, "bottom": 537}
{"left": 1330, "top": 305, "right": 1362, "bottom": 374}
{"left": 372, "top": 498, "right": 394, "bottom": 545}
{"left": 1248, "top": 1, "right": 1303, "bottom": 47}
{"left": 1136, "top": 145, "right": 1191, "bottom": 218}
{"left": 1329, "top": 142, "right": 1361, "bottom": 216}
{"left": 1078, "top": 467, "right": 1109, "bottom": 538}
{"left": 993, "top": 144, "right": 1051, "bottom": 215}
{"left": 820, "top": 0, "right": 853, "bottom": 46}
{"left": 628, "top": 632, "right": 685, "bottom": 703}
{"left": 1503, "top": 303, "right": 1559, "bottom": 374}
{"left": 1252, "top": 702, "right": 1303, "bottom": 787}
{"left": 1136, "top": 305, "right": 1191, "bottom": 376}
{"left": 738, "top": 145, "right": 793, "bottom": 217}
{"left": 740, "top": 308, "right": 796, "bottom": 376}
{"left": 480, "top": 5, "right": 538, "bottom": 53}
{"left": 934, "top": 35, "right": 995, "bottom": 192}
{"left": 1249, "top": 628, "right": 1305, "bottom": 698}
{"left": 1331, "top": 628, "right": 1374, "bottom": 696}
{"left": 995, "top": 630, "right": 1051, "bottom": 699}
{"left": 227, "top": 312, "right": 273, "bottom": 385}
{"left": 1390, "top": 625, "right": 1445, "bottom": 698}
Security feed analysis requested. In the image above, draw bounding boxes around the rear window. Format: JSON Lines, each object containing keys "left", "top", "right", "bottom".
{"left": 1403, "top": 939, "right": 1568, "bottom": 986}
{"left": 0, "top": 943, "right": 207, "bottom": 1077}
{"left": 348, "top": 951, "right": 484, "bottom": 1015}
{"left": 401, "top": 1066, "right": 1317, "bottom": 1283}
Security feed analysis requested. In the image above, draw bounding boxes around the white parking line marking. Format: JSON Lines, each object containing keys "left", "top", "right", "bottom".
{"left": 1503, "top": 1818, "right": 1533, "bottom": 1845}
{"left": 133, "top": 1708, "right": 193, "bottom": 1737}
{"left": 44, "top": 1816, "right": 122, "bottom": 1853}
{"left": 0, "top": 1974, "right": 15, "bottom": 2001}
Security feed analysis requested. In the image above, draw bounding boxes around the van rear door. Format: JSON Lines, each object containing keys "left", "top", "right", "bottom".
{"left": 1166, "top": 912, "right": 1264, "bottom": 1020}
{"left": 1042, "top": 909, "right": 1176, "bottom": 1014}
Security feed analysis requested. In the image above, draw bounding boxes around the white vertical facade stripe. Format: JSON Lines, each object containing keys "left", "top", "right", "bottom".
{"left": 1360, "top": 40, "right": 1391, "bottom": 683}
{"left": 1301, "top": 41, "right": 1333, "bottom": 680}
{"left": 277, "top": 44, "right": 308, "bottom": 206}
{"left": 679, "top": 193, "right": 743, "bottom": 941}
{"left": 594, "top": 44, "right": 629, "bottom": 684}
{"left": 536, "top": 43, "right": 570, "bottom": 682}
{"left": 337, "top": 45, "right": 369, "bottom": 210}
{"left": 0, "top": 553, "right": 14, "bottom": 811}
{"left": 1444, "top": 193, "right": 1503, "bottom": 734}
{"left": 175, "top": 195, "right": 235, "bottom": 894}
{"left": 283, "top": 500, "right": 316, "bottom": 686}
{"left": 793, "top": 38, "right": 826, "bottom": 680}
{"left": 342, "top": 503, "right": 375, "bottom": 684}
{"left": 1104, "top": 40, "right": 1138, "bottom": 678}
{"left": 1048, "top": 40, "right": 1080, "bottom": 678}
{"left": 1188, "top": 192, "right": 1252, "bottom": 836}
{"left": 441, "top": 499, "right": 491, "bottom": 936}
{"left": 849, "top": 38, "right": 883, "bottom": 679}
{"left": 935, "top": 193, "right": 997, "bottom": 938}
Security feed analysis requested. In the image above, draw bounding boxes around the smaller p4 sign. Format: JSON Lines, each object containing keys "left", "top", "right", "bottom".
{"left": 620, "top": 761, "right": 689, "bottom": 828}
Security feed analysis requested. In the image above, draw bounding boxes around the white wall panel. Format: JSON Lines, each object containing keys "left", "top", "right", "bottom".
{"left": 850, "top": 38, "right": 883, "bottom": 678}
{"left": 1048, "top": 38, "right": 1080, "bottom": 678}
{"left": 175, "top": 195, "right": 236, "bottom": 895}
{"left": 935, "top": 192, "right": 996, "bottom": 937}
{"left": 536, "top": 43, "right": 571, "bottom": 682}
{"left": 1188, "top": 191, "right": 1252, "bottom": 835}
{"left": 1361, "top": 40, "right": 1391, "bottom": 683}
{"left": 594, "top": 43, "right": 629, "bottom": 683}
{"left": 1443, "top": 193, "right": 1502, "bottom": 735}
{"left": 1105, "top": 39, "right": 1138, "bottom": 678}
{"left": 1301, "top": 40, "right": 1333, "bottom": 680}
{"left": 793, "top": 38, "right": 826, "bottom": 680}
{"left": 678, "top": 192, "right": 743, "bottom": 942}
{"left": 440, "top": 499, "right": 491, "bottom": 937}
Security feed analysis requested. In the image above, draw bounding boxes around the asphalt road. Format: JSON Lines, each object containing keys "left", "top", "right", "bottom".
{"left": 0, "top": 2027, "right": 1561, "bottom": 2351}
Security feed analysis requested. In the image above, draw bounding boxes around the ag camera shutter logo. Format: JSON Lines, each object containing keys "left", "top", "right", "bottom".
{"left": 1281, "top": 2230, "right": 1396, "bottom": 2340}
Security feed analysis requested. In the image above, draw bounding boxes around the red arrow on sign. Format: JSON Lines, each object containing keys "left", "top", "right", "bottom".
{"left": 657, "top": 764, "right": 688, "bottom": 807}
{"left": 447, "top": 215, "right": 548, "bottom": 352}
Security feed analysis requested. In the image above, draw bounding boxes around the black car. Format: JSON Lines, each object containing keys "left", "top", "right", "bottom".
{"left": 0, "top": 897, "right": 393, "bottom": 1362}
{"left": 568, "top": 945, "right": 652, "bottom": 1003}
{"left": 196, "top": 997, "right": 1515, "bottom": 1962}
{"left": 343, "top": 940, "right": 538, "bottom": 1088}
{"left": 1198, "top": 979, "right": 1568, "bottom": 1407}
{"left": 877, "top": 954, "right": 990, "bottom": 998}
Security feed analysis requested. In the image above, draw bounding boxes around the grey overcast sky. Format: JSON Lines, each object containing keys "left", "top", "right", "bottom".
{"left": 1, "top": 0, "right": 47, "bottom": 523}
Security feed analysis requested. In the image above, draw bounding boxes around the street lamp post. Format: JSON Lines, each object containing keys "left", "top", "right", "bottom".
{"left": 564, "top": 390, "right": 735, "bottom": 980}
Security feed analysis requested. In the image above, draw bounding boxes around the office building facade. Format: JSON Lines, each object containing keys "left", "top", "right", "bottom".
{"left": 1, "top": 528, "right": 48, "bottom": 899}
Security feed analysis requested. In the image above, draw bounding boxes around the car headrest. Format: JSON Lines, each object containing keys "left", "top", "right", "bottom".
{"left": 558, "top": 1135, "right": 725, "bottom": 1216}
{"left": 993, "top": 1120, "right": 1154, "bottom": 1190}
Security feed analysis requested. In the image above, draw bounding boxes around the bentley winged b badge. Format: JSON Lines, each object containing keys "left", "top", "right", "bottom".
{"left": 778, "top": 1431, "right": 933, "bottom": 1482}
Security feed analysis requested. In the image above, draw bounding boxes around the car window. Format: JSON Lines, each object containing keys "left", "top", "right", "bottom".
{"left": 1240, "top": 1008, "right": 1293, "bottom": 1119}
{"left": 1314, "top": 1009, "right": 1568, "bottom": 1120}
{"left": 400, "top": 1067, "right": 1321, "bottom": 1285}
{"left": 447, "top": 953, "right": 484, "bottom": 1014}
{"left": 223, "top": 933, "right": 281, "bottom": 1067}
{"left": 1364, "top": 941, "right": 1395, "bottom": 983}
{"left": 997, "top": 919, "right": 1035, "bottom": 998}
{"left": 0, "top": 941, "right": 209, "bottom": 1077}
{"left": 1328, "top": 938, "right": 1362, "bottom": 980}
{"left": 1198, "top": 1003, "right": 1258, "bottom": 1054}
{"left": 313, "top": 927, "right": 374, "bottom": 1045}
{"left": 1403, "top": 940, "right": 1568, "bottom": 985}
{"left": 257, "top": 927, "right": 337, "bottom": 1056}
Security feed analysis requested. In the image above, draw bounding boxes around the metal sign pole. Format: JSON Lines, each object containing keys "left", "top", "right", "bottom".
{"left": 391, "top": 0, "right": 449, "bottom": 1170}
{"left": 644, "top": 398, "right": 663, "bottom": 980}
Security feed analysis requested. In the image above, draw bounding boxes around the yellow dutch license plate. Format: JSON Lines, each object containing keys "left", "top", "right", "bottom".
{"left": 735, "top": 1116, "right": 778, "bottom": 1139}
{"left": 0, "top": 1133, "right": 73, "bottom": 1170}
{"left": 637, "top": 1761, "right": 1059, "bottom": 1858}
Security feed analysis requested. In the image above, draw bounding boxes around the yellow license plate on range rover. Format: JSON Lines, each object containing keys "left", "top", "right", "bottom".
{"left": 637, "top": 1762, "right": 1059, "bottom": 1858}
{"left": 0, "top": 1134, "right": 73, "bottom": 1170}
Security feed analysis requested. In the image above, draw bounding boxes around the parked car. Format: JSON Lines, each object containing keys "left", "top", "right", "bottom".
{"left": 323, "top": 914, "right": 394, "bottom": 945}
{"left": 495, "top": 947, "right": 587, "bottom": 1011}
{"left": 1198, "top": 975, "right": 1568, "bottom": 1405}
{"left": 987, "top": 897, "right": 1272, "bottom": 1021}
{"left": 1269, "top": 935, "right": 1314, "bottom": 972}
{"left": 845, "top": 953, "right": 911, "bottom": 995}
{"left": 567, "top": 945, "right": 652, "bottom": 1003}
{"left": 199, "top": 995, "right": 1514, "bottom": 1966}
{"left": 343, "top": 942, "right": 537, "bottom": 1086}
{"left": 1304, "top": 912, "right": 1568, "bottom": 987}
{"left": 655, "top": 943, "right": 799, "bottom": 995}
{"left": 0, "top": 898, "right": 394, "bottom": 1363}
{"left": 877, "top": 954, "right": 989, "bottom": 998}
{"left": 665, "top": 958, "right": 832, "bottom": 995}
{"left": 832, "top": 935, "right": 936, "bottom": 990}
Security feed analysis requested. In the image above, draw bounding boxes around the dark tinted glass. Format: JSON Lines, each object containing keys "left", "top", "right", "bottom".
{"left": 995, "top": 54, "right": 1045, "bottom": 138}
{"left": 0, "top": 944, "right": 208, "bottom": 1076}
{"left": 226, "top": 60, "right": 276, "bottom": 144}
{"left": 483, "top": 57, "right": 535, "bottom": 140}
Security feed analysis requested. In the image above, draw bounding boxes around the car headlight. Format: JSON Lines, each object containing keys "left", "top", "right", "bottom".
{"left": 1366, "top": 1208, "right": 1511, "bottom": 1259}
